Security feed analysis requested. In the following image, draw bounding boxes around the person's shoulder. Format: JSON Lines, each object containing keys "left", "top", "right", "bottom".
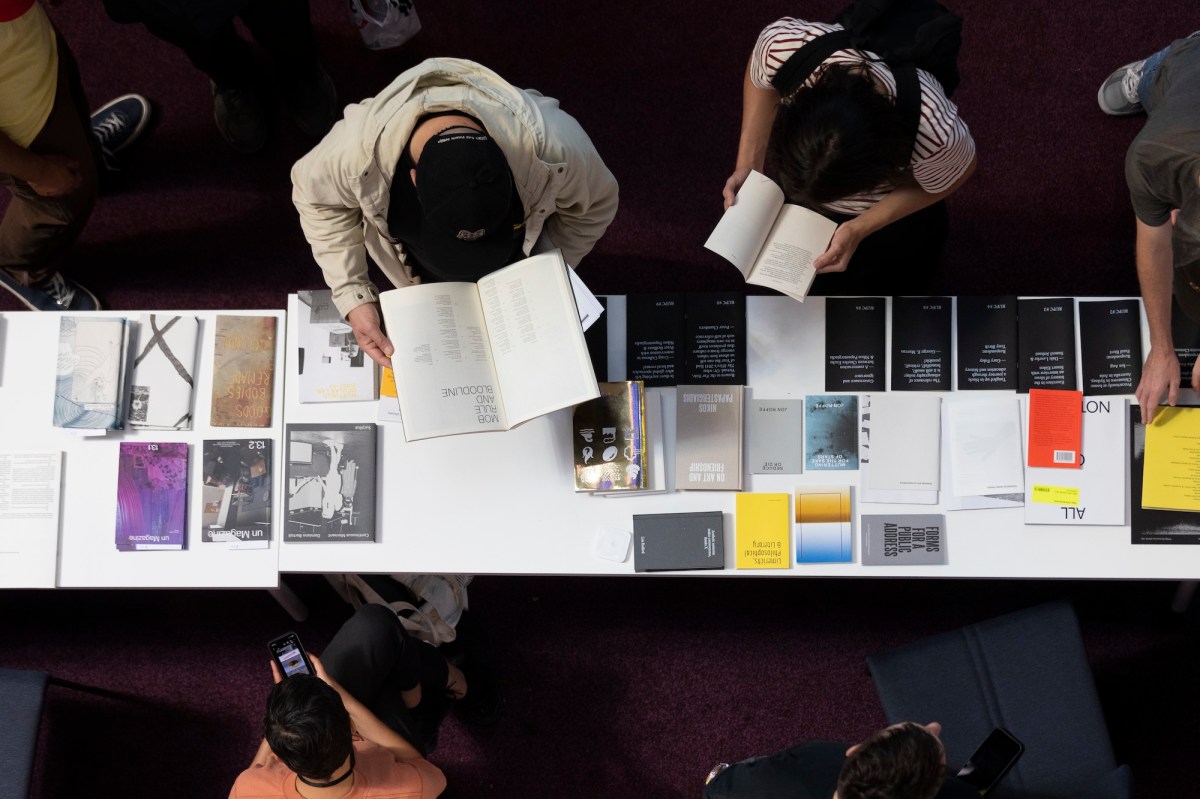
{"left": 758, "top": 17, "right": 842, "bottom": 44}
{"left": 228, "top": 761, "right": 290, "bottom": 799}
{"left": 355, "top": 742, "right": 447, "bottom": 797}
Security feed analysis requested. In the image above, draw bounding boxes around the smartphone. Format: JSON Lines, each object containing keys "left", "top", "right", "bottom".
{"left": 955, "top": 727, "right": 1024, "bottom": 795}
{"left": 268, "top": 631, "right": 315, "bottom": 679}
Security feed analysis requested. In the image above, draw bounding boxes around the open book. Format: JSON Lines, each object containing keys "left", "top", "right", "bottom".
{"left": 378, "top": 250, "right": 600, "bottom": 441}
{"left": 704, "top": 170, "right": 838, "bottom": 303}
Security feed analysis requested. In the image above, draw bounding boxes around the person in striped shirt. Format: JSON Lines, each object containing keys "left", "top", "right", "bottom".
{"left": 724, "top": 17, "right": 977, "bottom": 292}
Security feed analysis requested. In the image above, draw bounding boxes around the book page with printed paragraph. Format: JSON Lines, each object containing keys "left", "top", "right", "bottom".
{"left": 1142, "top": 406, "right": 1200, "bottom": 512}
{"left": 745, "top": 203, "right": 838, "bottom": 302}
{"left": 379, "top": 281, "right": 508, "bottom": 441}
{"left": 0, "top": 451, "right": 61, "bottom": 588}
{"left": 704, "top": 170, "right": 785, "bottom": 276}
{"left": 478, "top": 251, "right": 599, "bottom": 426}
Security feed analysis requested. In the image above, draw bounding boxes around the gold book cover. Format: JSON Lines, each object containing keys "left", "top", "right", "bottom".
{"left": 211, "top": 315, "right": 276, "bottom": 428}
{"left": 573, "top": 381, "right": 647, "bottom": 491}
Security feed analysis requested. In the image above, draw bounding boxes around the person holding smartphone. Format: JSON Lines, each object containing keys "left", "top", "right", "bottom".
{"left": 230, "top": 652, "right": 445, "bottom": 799}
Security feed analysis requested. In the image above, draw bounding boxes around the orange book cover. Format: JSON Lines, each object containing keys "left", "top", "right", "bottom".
{"left": 211, "top": 315, "right": 276, "bottom": 428}
{"left": 1026, "top": 388, "right": 1082, "bottom": 468}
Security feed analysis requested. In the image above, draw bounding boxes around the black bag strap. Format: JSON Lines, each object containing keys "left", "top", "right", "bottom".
{"left": 769, "top": 29, "right": 923, "bottom": 151}
{"left": 770, "top": 29, "right": 854, "bottom": 96}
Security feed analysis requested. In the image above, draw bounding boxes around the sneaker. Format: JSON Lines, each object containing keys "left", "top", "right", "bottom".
{"left": 211, "top": 81, "right": 268, "bottom": 154}
{"left": 282, "top": 65, "right": 338, "bottom": 139}
{"left": 91, "top": 94, "right": 151, "bottom": 170}
{"left": 0, "top": 269, "right": 100, "bottom": 311}
{"left": 1097, "top": 59, "right": 1147, "bottom": 115}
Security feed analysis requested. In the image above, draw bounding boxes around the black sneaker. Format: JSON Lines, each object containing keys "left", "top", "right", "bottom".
{"left": 0, "top": 270, "right": 100, "bottom": 311}
{"left": 90, "top": 94, "right": 151, "bottom": 171}
{"left": 282, "top": 65, "right": 338, "bottom": 139}
{"left": 211, "top": 81, "right": 268, "bottom": 154}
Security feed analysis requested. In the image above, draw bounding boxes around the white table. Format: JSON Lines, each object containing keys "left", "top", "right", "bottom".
{"left": 278, "top": 294, "right": 1200, "bottom": 579}
{"left": 0, "top": 310, "right": 286, "bottom": 589}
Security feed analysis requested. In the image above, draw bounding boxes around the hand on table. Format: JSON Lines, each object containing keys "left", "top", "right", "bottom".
{"left": 722, "top": 167, "right": 753, "bottom": 210}
{"left": 28, "top": 154, "right": 82, "bottom": 197}
{"left": 813, "top": 223, "right": 863, "bottom": 274}
{"left": 347, "top": 302, "right": 393, "bottom": 369}
{"left": 1136, "top": 347, "right": 1183, "bottom": 424}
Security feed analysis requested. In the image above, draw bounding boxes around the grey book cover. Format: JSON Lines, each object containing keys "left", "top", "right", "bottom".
{"left": 746, "top": 399, "right": 802, "bottom": 474}
{"left": 285, "top": 423, "right": 377, "bottom": 542}
{"left": 633, "top": 511, "right": 724, "bottom": 571}
{"left": 861, "top": 514, "right": 947, "bottom": 565}
{"left": 675, "top": 385, "right": 744, "bottom": 490}
{"left": 201, "top": 439, "right": 273, "bottom": 545}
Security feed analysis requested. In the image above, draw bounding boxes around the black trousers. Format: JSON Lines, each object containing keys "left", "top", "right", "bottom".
{"left": 102, "top": 0, "right": 319, "bottom": 87}
{"left": 0, "top": 31, "right": 99, "bottom": 281}
{"left": 320, "top": 603, "right": 450, "bottom": 755}
{"left": 809, "top": 200, "right": 949, "bottom": 297}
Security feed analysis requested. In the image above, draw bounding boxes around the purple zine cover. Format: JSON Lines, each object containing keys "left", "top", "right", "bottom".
{"left": 115, "top": 442, "right": 189, "bottom": 551}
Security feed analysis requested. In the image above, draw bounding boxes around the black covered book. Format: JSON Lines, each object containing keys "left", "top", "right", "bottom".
{"left": 584, "top": 295, "right": 609, "bottom": 381}
{"left": 1079, "top": 299, "right": 1142, "bottom": 395}
{"left": 890, "top": 296, "right": 951, "bottom": 391}
{"left": 825, "top": 297, "right": 886, "bottom": 391}
{"left": 632, "top": 510, "right": 725, "bottom": 571}
{"left": 1017, "top": 298, "right": 1077, "bottom": 392}
{"left": 1172, "top": 295, "right": 1200, "bottom": 386}
{"left": 956, "top": 296, "right": 1017, "bottom": 390}
{"left": 626, "top": 293, "right": 746, "bottom": 386}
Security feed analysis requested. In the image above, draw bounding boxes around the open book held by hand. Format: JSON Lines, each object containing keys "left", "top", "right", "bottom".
{"left": 378, "top": 249, "right": 600, "bottom": 442}
{"left": 704, "top": 170, "right": 838, "bottom": 303}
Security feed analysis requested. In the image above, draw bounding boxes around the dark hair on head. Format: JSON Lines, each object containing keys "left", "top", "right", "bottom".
{"left": 837, "top": 722, "right": 946, "bottom": 799}
{"left": 263, "top": 675, "right": 353, "bottom": 780}
{"left": 769, "top": 62, "right": 913, "bottom": 208}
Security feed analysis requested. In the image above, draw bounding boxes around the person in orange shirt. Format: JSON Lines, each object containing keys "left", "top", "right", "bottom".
{"left": 230, "top": 653, "right": 446, "bottom": 799}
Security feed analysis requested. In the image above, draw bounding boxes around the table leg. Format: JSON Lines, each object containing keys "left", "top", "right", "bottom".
{"left": 268, "top": 578, "right": 309, "bottom": 622}
{"left": 1171, "top": 580, "right": 1197, "bottom": 614}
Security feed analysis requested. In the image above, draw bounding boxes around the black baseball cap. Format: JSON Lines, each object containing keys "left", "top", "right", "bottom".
{"left": 415, "top": 130, "right": 522, "bottom": 281}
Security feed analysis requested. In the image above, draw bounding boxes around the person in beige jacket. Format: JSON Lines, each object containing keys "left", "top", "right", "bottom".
{"left": 291, "top": 57, "right": 619, "bottom": 368}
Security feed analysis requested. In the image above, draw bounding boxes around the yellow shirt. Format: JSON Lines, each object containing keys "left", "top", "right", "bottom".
{"left": 0, "top": 2, "right": 58, "bottom": 148}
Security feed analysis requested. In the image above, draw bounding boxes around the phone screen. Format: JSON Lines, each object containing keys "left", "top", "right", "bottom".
{"left": 268, "top": 632, "right": 313, "bottom": 678}
{"left": 955, "top": 727, "right": 1024, "bottom": 795}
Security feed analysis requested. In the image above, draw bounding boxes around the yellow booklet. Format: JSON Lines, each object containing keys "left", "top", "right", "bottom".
{"left": 735, "top": 493, "right": 790, "bottom": 569}
{"left": 1142, "top": 406, "right": 1200, "bottom": 512}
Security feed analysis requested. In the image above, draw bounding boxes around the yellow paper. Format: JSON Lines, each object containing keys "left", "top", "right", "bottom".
{"left": 380, "top": 367, "right": 398, "bottom": 399}
{"left": 735, "top": 493, "right": 790, "bottom": 569}
{"left": 1031, "top": 484, "right": 1080, "bottom": 505}
{"left": 1142, "top": 406, "right": 1200, "bottom": 512}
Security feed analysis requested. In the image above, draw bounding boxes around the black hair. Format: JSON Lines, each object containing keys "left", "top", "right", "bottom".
{"left": 263, "top": 675, "right": 353, "bottom": 780}
{"left": 837, "top": 722, "right": 946, "bottom": 799}
{"left": 769, "top": 62, "right": 913, "bottom": 208}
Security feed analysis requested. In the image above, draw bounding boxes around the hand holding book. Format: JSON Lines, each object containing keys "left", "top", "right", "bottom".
{"left": 346, "top": 302, "right": 394, "bottom": 369}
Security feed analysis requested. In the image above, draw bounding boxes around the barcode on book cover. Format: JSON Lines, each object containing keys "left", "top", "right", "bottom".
{"left": 1053, "top": 450, "right": 1076, "bottom": 463}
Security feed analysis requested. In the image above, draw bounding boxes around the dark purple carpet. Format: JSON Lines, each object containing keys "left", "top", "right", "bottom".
{"left": 0, "top": 1, "right": 1177, "bottom": 310}
{"left": 3, "top": 577, "right": 1197, "bottom": 797}
{"left": 2, "top": 2, "right": 1196, "bottom": 797}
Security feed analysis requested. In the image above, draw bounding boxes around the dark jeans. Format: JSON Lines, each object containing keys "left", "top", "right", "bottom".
{"left": 320, "top": 604, "right": 450, "bottom": 756}
{"left": 809, "top": 200, "right": 949, "bottom": 297}
{"left": 0, "top": 32, "right": 99, "bottom": 282}
{"left": 102, "top": 0, "right": 319, "bottom": 87}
